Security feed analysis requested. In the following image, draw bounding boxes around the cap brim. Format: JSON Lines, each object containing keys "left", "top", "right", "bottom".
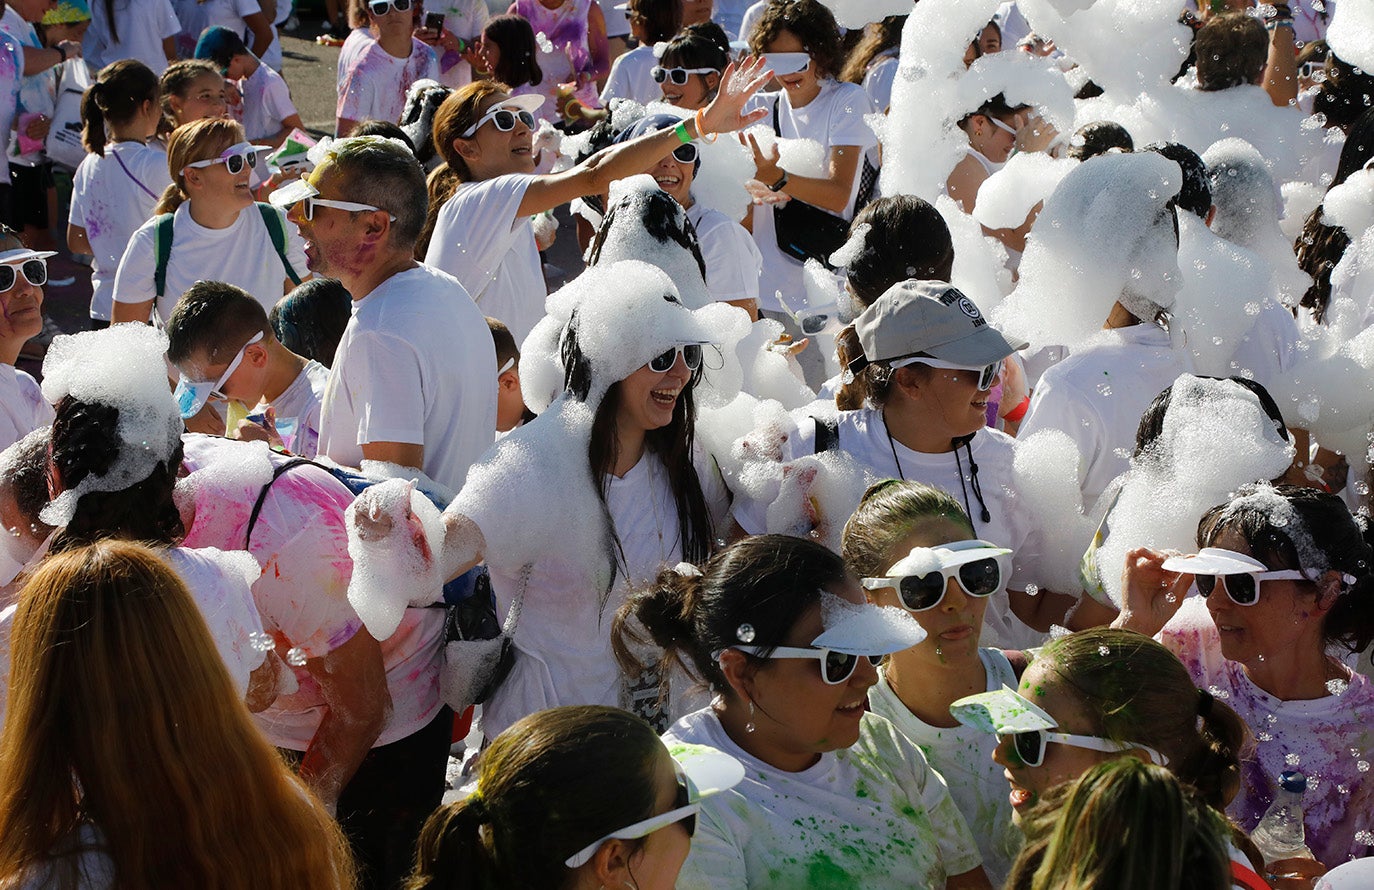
{"left": 267, "top": 177, "right": 315, "bottom": 207}
{"left": 0, "top": 248, "right": 58, "bottom": 264}
{"left": 888, "top": 542, "right": 1012, "bottom": 576}
{"left": 1161, "top": 547, "right": 1267, "bottom": 576}
{"left": 951, "top": 685, "right": 1057, "bottom": 734}
{"left": 668, "top": 743, "right": 745, "bottom": 800}
{"left": 500, "top": 93, "right": 546, "bottom": 115}
{"left": 918, "top": 324, "right": 1027, "bottom": 367}
{"left": 812, "top": 598, "right": 927, "bottom": 655}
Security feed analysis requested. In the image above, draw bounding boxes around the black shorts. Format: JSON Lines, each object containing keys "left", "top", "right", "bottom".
{"left": 7, "top": 162, "right": 53, "bottom": 230}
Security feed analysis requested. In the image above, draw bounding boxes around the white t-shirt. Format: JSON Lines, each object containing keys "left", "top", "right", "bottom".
{"left": 664, "top": 709, "right": 984, "bottom": 889}
{"left": 687, "top": 202, "right": 763, "bottom": 305}
{"left": 868, "top": 649, "right": 1023, "bottom": 886}
{"left": 713, "top": 0, "right": 752, "bottom": 40}
{"left": 317, "top": 263, "right": 497, "bottom": 492}
{"left": 0, "top": 367, "right": 52, "bottom": 454}
{"left": 0, "top": 5, "right": 50, "bottom": 168}
{"left": 862, "top": 51, "right": 898, "bottom": 112}
{"left": 239, "top": 63, "right": 297, "bottom": 143}
{"left": 424, "top": 173, "right": 546, "bottom": 344}
{"left": 161, "top": 546, "right": 267, "bottom": 698}
{"left": 178, "top": 434, "right": 444, "bottom": 749}
{"left": 733, "top": 408, "right": 1042, "bottom": 649}
{"left": 472, "top": 448, "right": 729, "bottom": 740}
{"left": 336, "top": 34, "right": 440, "bottom": 127}
{"left": 84, "top": 0, "right": 180, "bottom": 75}
{"left": 737, "top": 0, "right": 766, "bottom": 46}
{"left": 68, "top": 141, "right": 171, "bottom": 321}
{"left": 113, "top": 201, "right": 308, "bottom": 322}
{"left": 430, "top": 0, "right": 491, "bottom": 88}
{"left": 1227, "top": 299, "right": 1301, "bottom": 391}
{"left": 1019, "top": 324, "right": 1193, "bottom": 509}
{"left": 266, "top": 359, "right": 328, "bottom": 458}
{"left": 746, "top": 80, "right": 876, "bottom": 312}
{"left": 597, "top": 0, "right": 630, "bottom": 38}
{"left": 602, "top": 45, "right": 660, "bottom": 106}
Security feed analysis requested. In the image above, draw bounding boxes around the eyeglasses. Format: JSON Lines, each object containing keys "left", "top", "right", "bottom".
{"left": 268, "top": 178, "right": 396, "bottom": 222}
{"left": 651, "top": 66, "right": 718, "bottom": 85}
{"left": 862, "top": 547, "right": 1008, "bottom": 612}
{"left": 173, "top": 330, "right": 264, "bottom": 419}
{"left": 987, "top": 115, "right": 1019, "bottom": 137}
{"left": 460, "top": 105, "right": 536, "bottom": 138}
{"left": 0, "top": 258, "right": 46, "bottom": 292}
{"left": 497, "top": 356, "right": 515, "bottom": 377}
{"left": 1002, "top": 728, "right": 1168, "bottom": 769}
{"left": 732, "top": 645, "right": 881, "bottom": 685}
{"left": 563, "top": 764, "right": 698, "bottom": 868}
{"left": 367, "top": 0, "right": 411, "bottom": 15}
{"left": 647, "top": 343, "right": 703, "bottom": 373}
{"left": 671, "top": 142, "right": 698, "bottom": 164}
{"left": 890, "top": 355, "right": 1002, "bottom": 391}
{"left": 1195, "top": 569, "right": 1310, "bottom": 606}
{"left": 184, "top": 141, "right": 263, "bottom": 176}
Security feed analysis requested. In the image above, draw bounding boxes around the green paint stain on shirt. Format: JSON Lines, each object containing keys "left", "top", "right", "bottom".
{"left": 805, "top": 851, "right": 851, "bottom": 888}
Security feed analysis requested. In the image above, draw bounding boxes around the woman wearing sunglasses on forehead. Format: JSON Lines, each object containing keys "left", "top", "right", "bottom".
{"left": 614, "top": 534, "right": 993, "bottom": 889}
{"left": 405, "top": 705, "right": 742, "bottom": 890}
{"left": 1112, "top": 483, "right": 1374, "bottom": 871}
{"left": 841, "top": 480, "right": 1026, "bottom": 885}
{"left": 419, "top": 58, "right": 770, "bottom": 343}
{"left": 0, "top": 231, "right": 55, "bottom": 454}
{"left": 111, "top": 118, "right": 308, "bottom": 326}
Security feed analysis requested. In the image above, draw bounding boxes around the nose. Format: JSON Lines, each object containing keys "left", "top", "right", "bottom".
{"left": 940, "top": 577, "right": 968, "bottom": 612}
{"left": 286, "top": 202, "right": 306, "bottom": 227}
{"left": 851, "top": 652, "right": 879, "bottom": 690}
{"left": 992, "top": 734, "right": 1015, "bottom": 769}
{"left": 666, "top": 351, "right": 693, "bottom": 381}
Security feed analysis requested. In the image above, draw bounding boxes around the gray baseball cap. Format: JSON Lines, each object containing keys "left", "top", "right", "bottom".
{"left": 848, "top": 280, "right": 1027, "bottom": 373}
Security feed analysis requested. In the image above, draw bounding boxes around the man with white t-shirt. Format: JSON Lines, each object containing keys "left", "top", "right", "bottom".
{"left": 275, "top": 135, "right": 496, "bottom": 495}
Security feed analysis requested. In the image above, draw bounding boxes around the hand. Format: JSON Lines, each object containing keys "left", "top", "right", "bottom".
{"left": 744, "top": 177, "right": 789, "bottom": 205}
{"left": 1267, "top": 857, "right": 1325, "bottom": 890}
{"left": 24, "top": 115, "right": 50, "bottom": 140}
{"left": 742, "top": 130, "right": 784, "bottom": 184}
{"left": 224, "top": 79, "right": 243, "bottom": 108}
{"left": 56, "top": 39, "right": 82, "bottom": 60}
{"left": 1112, "top": 547, "right": 1191, "bottom": 637}
{"left": 1015, "top": 113, "right": 1059, "bottom": 154}
{"left": 232, "top": 406, "right": 287, "bottom": 450}
{"left": 415, "top": 24, "right": 443, "bottom": 46}
{"left": 700, "top": 56, "right": 772, "bottom": 135}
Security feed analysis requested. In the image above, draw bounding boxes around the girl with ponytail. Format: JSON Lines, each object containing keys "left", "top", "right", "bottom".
{"left": 67, "top": 60, "right": 167, "bottom": 327}
{"left": 405, "top": 705, "right": 738, "bottom": 890}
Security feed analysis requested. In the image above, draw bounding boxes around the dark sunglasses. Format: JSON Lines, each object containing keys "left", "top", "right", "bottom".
{"left": 863, "top": 556, "right": 1004, "bottom": 612}
{"left": 648, "top": 343, "right": 703, "bottom": 373}
{"left": 651, "top": 65, "right": 717, "bottom": 85}
{"left": 1195, "top": 569, "right": 1308, "bottom": 606}
{"left": 1002, "top": 728, "right": 1165, "bottom": 768}
{"left": 671, "top": 142, "right": 698, "bottom": 164}
{"left": 0, "top": 259, "right": 47, "bottom": 292}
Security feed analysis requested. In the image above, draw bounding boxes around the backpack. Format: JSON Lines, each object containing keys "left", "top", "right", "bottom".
{"left": 153, "top": 202, "right": 303, "bottom": 301}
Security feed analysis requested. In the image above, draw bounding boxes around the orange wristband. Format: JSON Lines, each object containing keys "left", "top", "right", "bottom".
{"left": 694, "top": 108, "right": 717, "bottom": 143}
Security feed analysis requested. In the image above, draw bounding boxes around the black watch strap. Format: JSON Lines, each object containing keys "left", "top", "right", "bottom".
{"left": 768, "top": 171, "right": 789, "bottom": 192}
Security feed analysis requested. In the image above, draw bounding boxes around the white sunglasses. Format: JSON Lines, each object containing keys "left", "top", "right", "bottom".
{"left": 1004, "top": 727, "right": 1169, "bottom": 769}
{"left": 890, "top": 355, "right": 1002, "bottom": 391}
{"left": 728, "top": 645, "right": 882, "bottom": 685}
{"left": 183, "top": 141, "right": 268, "bottom": 176}
{"left": 173, "top": 330, "right": 264, "bottom": 418}
{"left": 268, "top": 178, "right": 396, "bottom": 222}
{"left": 564, "top": 763, "right": 698, "bottom": 868}
{"left": 460, "top": 104, "right": 536, "bottom": 138}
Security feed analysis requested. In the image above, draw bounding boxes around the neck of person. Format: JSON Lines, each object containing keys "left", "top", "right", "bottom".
{"left": 1103, "top": 300, "right": 1143, "bottom": 330}
{"left": 884, "top": 642, "right": 988, "bottom": 729}
{"left": 882, "top": 398, "right": 959, "bottom": 455}
{"left": 1243, "top": 635, "right": 1344, "bottom": 702}
{"left": 612, "top": 422, "right": 647, "bottom": 478}
{"left": 0, "top": 336, "right": 23, "bottom": 366}
{"left": 788, "top": 78, "right": 822, "bottom": 108}
{"left": 342, "top": 249, "right": 419, "bottom": 302}
{"left": 187, "top": 193, "right": 244, "bottom": 229}
{"left": 376, "top": 24, "right": 412, "bottom": 58}
{"left": 261, "top": 339, "right": 310, "bottom": 403}
{"left": 716, "top": 698, "right": 822, "bottom": 773}
{"left": 110, "top": 118, "right": 151, "bottom": 144}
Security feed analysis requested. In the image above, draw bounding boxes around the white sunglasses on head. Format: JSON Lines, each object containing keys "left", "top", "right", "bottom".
{"left": 890, "top": 355, "right": 1002, "bottom": 391}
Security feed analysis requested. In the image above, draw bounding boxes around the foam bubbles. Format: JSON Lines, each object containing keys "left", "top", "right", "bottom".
{"left": 345, "top": 479, "right": 446, "bottom": 639}
{"left": 1326, "top": 1, "right": 1374, "bottom": 74}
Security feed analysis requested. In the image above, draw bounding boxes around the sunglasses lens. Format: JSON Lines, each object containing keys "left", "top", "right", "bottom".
{"left": 651, "top": 67, "right": 666, "bottom": 82}
{"left": 225, "top": 154, "right": 244, "bottom": 174}
{"left": 823, "top": 650, "right": 858, "bottom": 684}
{"left": 492, "top": 110, "right": 516, "bottom": 131}
{"left": 898, "top": 573, "right": 945, "bottom": 611}
{"left": 682, "top": 344, "right": 702, "bottom": 370}
{"left": 1196, "top": 574, "right": 1216, "bottom": 596}
{"left": 649, "top": 348, "right": 676, "bottom": 372}
{"left": 21, "top": 260, "right": 45, "bottom": 287}
{"left": 1012, "top": 731, "right": 1044, "bottom": 767}
{"left": 671, "top": 68, "right": 690, "bottom": 85}
{"left": 672, "top": 144, "right": 697, "bottom": 164}
{"left": 0, "top": 266, "right": 14, "bottom": 292}
{"left": 979, "top": 363, "right": 998, "bottom": 391}
{"left": 519, "top": 111, "right": 535, "bottom": 128}
{"left": 959, "top": 558, "right": 1002, "bottom": 597}
{"left": 396, "top": 0, "right": 411, "bottom": 9}
{"left": 1225, "top": 574, "right": 1259, "bottom": 605}
{"left": 801, "top": 313, "right": 828, "bottom": 335}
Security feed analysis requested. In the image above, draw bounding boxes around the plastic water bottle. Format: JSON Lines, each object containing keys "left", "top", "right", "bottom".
{"left": 1249, "top": 770, "right": 1314, "bottom": 865}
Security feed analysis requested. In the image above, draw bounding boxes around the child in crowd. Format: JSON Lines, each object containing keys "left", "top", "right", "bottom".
{"left": 158, "top": 58, "right": 229, "bottom": 134}
{"left": 195, "top": 26, "right": 303, "bottom": 148}
{"left": 166, "top": 280, "right": 328, "bottom": 456}
{"left": 487, "top": 316, "right": 531, "bottom": 436}
{"left": 335, "top": 0, "right": 439, "bottom": 136}
{"left": 270, "top": 277, "right": 352, "bottom": 368}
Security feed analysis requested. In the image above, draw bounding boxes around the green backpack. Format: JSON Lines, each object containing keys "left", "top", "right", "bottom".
{"left": 152, "top": 202, "right": 303, "bottom": 300}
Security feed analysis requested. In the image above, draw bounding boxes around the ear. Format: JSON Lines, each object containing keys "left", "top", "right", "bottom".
{"left": 889, "top": 365, "right": 924, "bottom": 399}
{"left": 589, "top": 838, "right": 638, "bottom": 886}
{"left": 245, "top": 341, "right": 269, "bottom": 367}
{"left": 498, "top": 370, "right": 519, "bottom": 390}
{"left": 361, "top": 208, "right": 392, "bottom": 246}
{"left": 182, "top": 166, "right": 203, "bottom": 191}
{"left": 704, "top": 71, "right": 720, "bottom": 91}
{"left": 1314, "top": 570, "right": 1345, "bottom": 612}
{"left": 717, "top": 647, "right": 759, "bottom": 703}
{"left": 453, "top": 135, "right": 481, "bottom": 163}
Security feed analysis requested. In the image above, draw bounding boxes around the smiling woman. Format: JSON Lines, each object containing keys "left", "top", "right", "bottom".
{"left": 0, "top": 231, "right": 56, "bottom": 453}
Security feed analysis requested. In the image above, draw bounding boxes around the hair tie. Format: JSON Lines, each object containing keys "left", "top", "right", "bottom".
{"left": 673, "top": 561, "right": 702, "bottom": 578}
{"left": 1196, "top": 688, "right": 1213, "bottom": 719}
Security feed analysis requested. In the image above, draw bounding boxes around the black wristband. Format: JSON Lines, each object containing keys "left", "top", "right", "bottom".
{"left": 768, "top": 171, "right": 789, "bottom": 192}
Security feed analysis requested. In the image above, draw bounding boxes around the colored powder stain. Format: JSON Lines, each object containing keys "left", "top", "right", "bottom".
{"left": 855, "top": 780, "right": 870, "bottom": 799}
{"left": 805, "top": 851, "right": 851, "bottom": 889}
{"left": 1033, "top": 684, "right": 1045, "bottom": 697}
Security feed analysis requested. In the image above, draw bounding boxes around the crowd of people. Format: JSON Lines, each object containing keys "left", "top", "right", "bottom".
{"left": 1, "top": 0, "right": 1374, "bottom": 887}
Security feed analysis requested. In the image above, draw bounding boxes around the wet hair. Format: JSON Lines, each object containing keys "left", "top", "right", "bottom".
{"left": 628, "top": 0, "right": 682, "bottom": 45}
{"left": 322, "top": 134, "right": 429, "bottom": 251}
{"left": 1067, "top": 121, "right": 1134, "bottom": 162}
{"left": 1134, "top": 376, "right": 1289, "bottom": 459}
{"left": 81, "top": 59, "right": 159, "bottom": 156}
{"left": 418, "top": 80, "right": 511, "bottom": 256}
{"left": 1296, "top": 107, "right": 1374, "bottom": 323}
{"left": 158, "top": 59, "right": 222, "bottom": 133}
{"left": 1034, "top": 628, "right": 1248, "bottom": 810}
{"left": 1193, "top": 11, "right": 1267, "bottom": 91}
{"left": 404, "top": 706, "right": 661, "bottom": 890}
{"left": 659, "top": 22, "right": 730, "bottom": 75}
{"left": 614, "top": 535, "right": 848, "bottom": 692}
{"left": 155, "top": 117, "right": 243, "bottom": 215}
{"left": 165, "top": 280, "right": 271, "bottom": 367}
{"left": 748, "top": 0, "right": 844, "bottom": 81}
{"left": 351, "top": 119, "right": 416, "bottom": 153}
{"left": 1312, "top": 52, "right": 1374, "bottom": 134}
{"left": 47, "top": 396, "right": 186, "bottom": 553}
{"left": 270, "top": 278, "right": 353, "bottom": 368}
{"left": 1004, "top": 758, "right": 1233, "bottom": 890}
{"left": 839, "top": 14, "right": 905, "bottom": 86}
{"left": 482, "top": 15, "right": 544, "bottom": 88}
{"left": 1198, "top": 483, "right": 1374, "bottom": 654}
{"left": 957, "top": 92, "right": 1029, "bottom": 133}
{"left": 1143, "top": 142, "right": 1211, "bottom": 221}
{"left": 841, "top": 479, "right": 975, "bottom": 578}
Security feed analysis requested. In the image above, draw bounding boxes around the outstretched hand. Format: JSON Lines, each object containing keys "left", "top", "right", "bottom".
{"left": 700, "top": 56, "right": 773, "bottom": 135}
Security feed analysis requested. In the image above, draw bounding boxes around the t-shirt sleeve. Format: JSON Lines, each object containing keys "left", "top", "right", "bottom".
{"left": 699, "top": 217, "right": 762, "bottom": 303}
{"left": 235, "top": 0, "right": 264, "bottom": 16}
{"left": 67, "top": 158, "right": 91, "bottom": 225}
{"left": 112, "top": 220, "right": 157, "bottom": 306}
{"left": 160, "top": 0, "right": 181, "bottom": 37}
{"left": 264, "top": 71, "right": 298, "bottom": 124}
{"left": 601, "top": 52, "right": 632, "bottom": 102}
{"left": 675, "top": 806, "right": 750, "bottom": 890}
{"left": 423, "top": 173, "right": 533, "bottom": 290}
{"left": 1017, "top": 373, "right": 1102, "bottom": 504}
{"left": 828, "top": 84, "right": 877, "bottom": 149}
{"left": 343, "top": 327, "right": 428, "bottom": 446}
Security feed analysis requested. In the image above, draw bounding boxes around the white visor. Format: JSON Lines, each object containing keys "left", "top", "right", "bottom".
{"left": 763, "top": 52, "right": 811, "bottom": 75}
{"left": 0, "top": 248, "right": 58, "bottom": 265}
{"left": 1160, "top": 547, "right": 1268, "bottom": 576}
{"left": 811, "top": 592, "right": 927, "bottom": 655}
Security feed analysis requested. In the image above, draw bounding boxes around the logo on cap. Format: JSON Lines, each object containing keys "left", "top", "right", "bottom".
{"left": 957, "top": 297, "right": 980, "bottom": 319}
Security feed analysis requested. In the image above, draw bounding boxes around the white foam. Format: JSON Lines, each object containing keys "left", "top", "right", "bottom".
{"left": 39, "top": 325, "right": 184, "bottom": 527}
{"left": 591, "top": 175, "right": 713, "bottom": 309}
{"left": 1321, "top": 168, "right": 1374, "bottom": 238}
{"left": 344, "top": 478, "right": 446, "bottom": 639}
{"left": 816, "top": 0, "right": 912, "bottom": 30}
{"left": 938, "top": 195, "right": 1013, "bottom": 310}
{"left": 1326, "top": 1, "right": 1374, "bottom": 74}
{"left": 972, "top": 151, "right": 1076, "bottom": 231}
{"left": 1173, "top": 214, "right": 1277, "bottom": 377}
{"left": 1017, "top": 0, "right": 1190, "bottom": 97}
{"left": 1010, "top": 428, "right": 1095, "bottom": 594}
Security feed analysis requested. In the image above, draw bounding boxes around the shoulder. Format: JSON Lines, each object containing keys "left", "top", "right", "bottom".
{"left": 167, "top": 545, "right": 263, "bottom": 588}
{"left": 970, "top": 426, "right": 1017, "bottom": 460}
{"left": 848, "top": 711, "right": 930, "bottom": 776}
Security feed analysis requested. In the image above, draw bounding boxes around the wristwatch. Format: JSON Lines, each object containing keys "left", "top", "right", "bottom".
{"left": 768, "top": 171, "right": 789, "bottom": 192}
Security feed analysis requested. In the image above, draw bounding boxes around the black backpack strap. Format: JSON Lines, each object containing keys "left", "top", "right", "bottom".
{"left": 245, "top": 457, "right": 319, "bottom": 549}
{"left": 813, "top": 415, "right": 840, "bottom": 454}
{"left": 772, "top": 96, "right": 781, "bottom": 137}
